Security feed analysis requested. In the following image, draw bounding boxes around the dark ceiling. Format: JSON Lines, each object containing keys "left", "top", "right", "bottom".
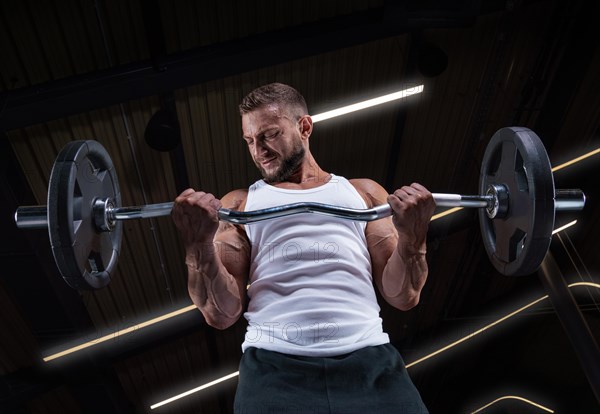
{"left": 1, "top": 0, "right": 600, "bottom": 413}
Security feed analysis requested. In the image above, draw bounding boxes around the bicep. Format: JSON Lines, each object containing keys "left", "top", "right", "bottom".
{"left": 214, "top": 190, "right": 251, "bottom": 295}
{"left": 214, "top": 224, "right": 251, "bottom": 281}
{"left": 366, "top": 218, "right": 398, "bottom": 283}
{"left": 352, "top": 179, "right": 398, "bottom": 287}
{"left": 352, "top": 178, "right": 398, "bottom": 260}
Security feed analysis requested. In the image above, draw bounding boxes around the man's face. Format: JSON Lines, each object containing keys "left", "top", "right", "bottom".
{"left": 241, "top": 104, "right": 305, "bottom": 184}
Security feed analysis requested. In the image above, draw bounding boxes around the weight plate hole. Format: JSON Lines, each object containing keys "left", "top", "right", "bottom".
{"left": 509, "top": 229, "right": 526, "bottom": 261}
{"left": 515, "top": 151, "right": 528, "bottom": 192}
{"left": 488, "top": 146, "right": 502, "bottom": 176}
{"left": 87, "top": 251, "right": 105, "bottom": 273}
{"left": 73, "top": 180, "right": 83, "bottom": 221}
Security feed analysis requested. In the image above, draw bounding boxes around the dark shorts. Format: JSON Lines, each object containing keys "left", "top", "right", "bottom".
{"left": 234, "top": 344, "right": 428, "bottom": 414}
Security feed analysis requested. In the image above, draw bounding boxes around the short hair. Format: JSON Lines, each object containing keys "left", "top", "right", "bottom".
{"left": 239, "top": 83, "right": 308, "bottom": 119}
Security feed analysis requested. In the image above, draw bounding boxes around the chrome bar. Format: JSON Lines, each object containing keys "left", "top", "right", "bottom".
{"left": 105, "top": 192, "right": 474, "bottom": 225}
{"left": 434, "top": 193, "right": 491, "bottom": 208}
{"left": 108, "top": 193, "right": 491, "bottom": 224}
{"left": 555, "top": 189, "right": 586, "bottom": 211}
{"left": 110, "top": 202, "right": 175, "bottom": 220}
{"left": 13, "top": 206, "right": 48, "bottom": 229}
{"left": 217, "top": 202, "right": 394, "bottom": 225}
{"left": 431, "top": 193, "right": 461, "bottom": 207}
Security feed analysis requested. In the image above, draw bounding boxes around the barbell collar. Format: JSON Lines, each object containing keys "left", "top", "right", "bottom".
{"left": 94, "top": 198, "right": 116, "bottom": 231}
{"left": 485, "top": 184, "right": 509, "bottom": 219}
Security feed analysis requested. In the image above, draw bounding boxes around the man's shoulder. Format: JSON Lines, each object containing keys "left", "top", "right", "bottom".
{"left": 348, "top": 178, "right": 381, "bottom": 191}
{"left": 348, "top": 178, "right": 387, "bottom": 196}
{"left": 221, "top": 188, "right": 249, "bottom": 210}
{"left": 348, "top": 178, "right": 389, "bottom": 208}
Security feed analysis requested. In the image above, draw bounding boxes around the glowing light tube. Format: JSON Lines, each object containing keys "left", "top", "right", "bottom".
{"left": 150, "top": 371, "right": 240, "bottom": 410}
{"left": 311, "top": 85, "right": 424, "bottom": 123}
{"left": 552, "top": 220, "right": 577, "bottom": 235}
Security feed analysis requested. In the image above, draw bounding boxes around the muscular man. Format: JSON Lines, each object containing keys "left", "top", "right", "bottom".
{"left": 172, "top": 83, "right": 434, "bottom": 413}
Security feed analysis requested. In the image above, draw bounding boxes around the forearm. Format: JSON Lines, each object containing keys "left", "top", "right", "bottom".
{"left": 186, "top": 243, "right": 242, "bottom": 329}
{"left": 380, "top": 243, "right": 428, "bottom": 311}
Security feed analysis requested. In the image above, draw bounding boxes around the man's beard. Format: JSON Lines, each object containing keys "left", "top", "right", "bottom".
{"left": 258, "top": 141, "right": 305, "bottom": 184}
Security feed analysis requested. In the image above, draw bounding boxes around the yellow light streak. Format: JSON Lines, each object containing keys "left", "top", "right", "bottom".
{"left": 404, "top": 295, "right": 549, "bottom": 368}
{"left": 470, "top": 395, "right": 554, "bottom": 413}
{"left": 404, "top": 282, "right": 600, "bottom": 369}
{"left": 431, "top": 207, "right": 463, "bottom": 221}
{"left": 551, "top": 147, "right": 600, "bottom": 172}
{"left": 43, "top": 305, "right": 197, "bottom": 362}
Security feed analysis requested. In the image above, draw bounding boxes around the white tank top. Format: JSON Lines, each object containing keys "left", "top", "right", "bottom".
{"left": 241, "top": 174, "right": 389, "bottom": 357}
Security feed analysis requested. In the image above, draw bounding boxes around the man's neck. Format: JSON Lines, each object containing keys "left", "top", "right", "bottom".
{"left": 270, "top": 157, "right": 331, "bottom": 190}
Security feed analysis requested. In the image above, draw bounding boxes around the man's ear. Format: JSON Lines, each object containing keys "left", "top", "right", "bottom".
{"left": 299, "top": 115, "right": 313, "bottom": 139}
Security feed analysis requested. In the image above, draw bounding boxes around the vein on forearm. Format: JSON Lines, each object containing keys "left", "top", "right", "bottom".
{"left": 382, "top": 247, "right": 427, "bottom": 299}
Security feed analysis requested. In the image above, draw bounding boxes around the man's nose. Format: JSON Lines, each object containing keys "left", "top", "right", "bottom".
{"left": 252, "top": 140, "right": 268, "bottom": 158}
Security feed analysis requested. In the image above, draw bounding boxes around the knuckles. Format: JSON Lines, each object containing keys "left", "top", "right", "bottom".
{"left": 173, "top": 190, "right": 221, "bottom": 216}
{"left": 389, "top": 183, "right": 435, "bottom": 216}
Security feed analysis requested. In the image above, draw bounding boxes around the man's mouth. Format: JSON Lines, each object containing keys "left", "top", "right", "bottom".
{"left": 261, "top": 157, "right": 276, "bottom": 167}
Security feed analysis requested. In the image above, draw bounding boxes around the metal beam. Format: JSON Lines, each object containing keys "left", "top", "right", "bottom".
{"left": 138, "top": 0, "right": 190, "bottom": 192}
{"left": 533, "top": 0, "right": 599, "bottom": 150}
{"left": 538, "top": 251, "right": 600, "bottom": 403}
{"left": 384, "top": 31, "right": 420, "bottom": 192}
{"left": 0, "top": 5, "right": 489, "bottom": 132}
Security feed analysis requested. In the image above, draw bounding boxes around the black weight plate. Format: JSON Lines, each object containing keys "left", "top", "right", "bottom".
{"left": 47, "top": 141, "right": 122, "bottom": 289}
{"left": 479, "top": 127, "right": 555, "bottom": 276}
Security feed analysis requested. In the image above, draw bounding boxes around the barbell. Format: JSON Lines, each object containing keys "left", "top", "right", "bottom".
{"left": 14, "top": 127, "right": 585, "bottom": 290}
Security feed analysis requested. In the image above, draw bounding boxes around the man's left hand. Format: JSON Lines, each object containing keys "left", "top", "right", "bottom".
{"left": 387, "top": 183, "right": 436, "bottom": 251}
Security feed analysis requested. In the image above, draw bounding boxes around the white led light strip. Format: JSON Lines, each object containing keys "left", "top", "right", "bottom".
{"left": 310, "top": 85, "right": 424, "bottom": 123}
{"left": 552, "top": 220, "right": 577, "bottom": 235}
{"left": 150, "top": 371, "right": 240, "bottom": 410}
{"left": 149, "top": 281, "right": 599, "bottom": 409}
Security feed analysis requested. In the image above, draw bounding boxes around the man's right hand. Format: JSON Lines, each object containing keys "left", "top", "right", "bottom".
{"left": 171, "top": 189, "right": 222, "bottom": 246}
